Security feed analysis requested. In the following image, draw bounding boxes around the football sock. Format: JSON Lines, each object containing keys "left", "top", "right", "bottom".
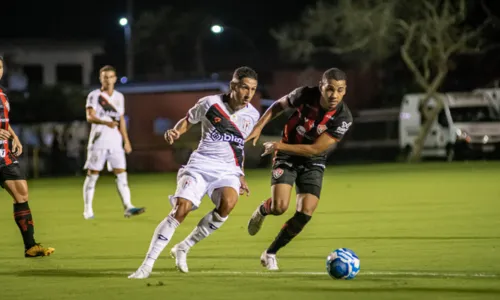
{"left": 83, "top": 174, "right": 99, "bottom": 214}
{"left": 116, "top": 172, "right": 133, "bottom": 210}
{"left": 267, "top": 211, "right": 311, "bottom": 254}
{"left": 259, "top": 197, "right": 272, "bottom": 216}
{"left": 142, "top": 215, "right": 180, "bottom": 269}
{"left": 13, "top": 202, "right": 36, "bottom": 250}
{"left": 180, "top": 209, "right": 228, "bottom": 249}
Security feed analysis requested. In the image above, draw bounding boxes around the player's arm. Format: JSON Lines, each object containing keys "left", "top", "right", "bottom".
{"left": 86, "top": 107, "right": 117, "bottom": 128}
{"left": 119, "top": 115, "right": 132, "bottom": 153}
{"left": 253, "top": 96, "right": 289, "bottom": 131}
{"left": 164, "top": 117, "right": 194, "bottom": 144}
{"left": 246, "top": 88, "right": 304, "bottom": 145}
{"left": 270, "top": 133, "right": 338, "bottom": 157}
{"left": 7, "top": 125, "right": 23, "bottom": 156}
{"left": 165, "top": 98, "right": 207, "bottom": 144}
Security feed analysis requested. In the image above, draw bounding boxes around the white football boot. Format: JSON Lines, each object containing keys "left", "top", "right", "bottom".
{"left": 170, "top": 244, "right": 189, "bottom": 273}
{"left": 260, "top": 250, "right": 279, "bottom": 271}
{"left": 128, "top": 265, "right": 152, "bottom": 279}
{"left": 247, "top": 205, "right": 266, "bottom": 236}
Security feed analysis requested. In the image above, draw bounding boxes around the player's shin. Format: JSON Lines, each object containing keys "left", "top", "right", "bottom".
{"left": 266, "top": 211, "right": 311, "bottom": 254}
{"left": 13, "top": 202, "right": 36, "bottom": 250}
{"left": 179, "top": 209, "right": 228, "bottom": 249}
{"left": 83, "top": 174, "right": 99, "bottom": 216}
{"left": 115, "top": 172, "right": 132, "bottom": 209}
{"left": 141, "top": 214, "right": 180, "bottom": 269}
{"left": 259, "top": 197, "right": 272, "bottom": 216}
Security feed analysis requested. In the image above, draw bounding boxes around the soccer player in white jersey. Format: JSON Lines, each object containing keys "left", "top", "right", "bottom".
{"left": 82, "top": 65, "right": 145, "bottom": 219}
{"left": 128, "top": 66, "right": 260, "bottom": 279}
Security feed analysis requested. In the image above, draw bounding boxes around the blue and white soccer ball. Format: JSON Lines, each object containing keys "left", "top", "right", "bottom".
{"left": 326, "top": 248, "right": 360, "bottom": 280}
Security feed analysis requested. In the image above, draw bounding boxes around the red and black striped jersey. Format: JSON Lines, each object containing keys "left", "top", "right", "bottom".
{"left": 0, "top": 85, "right": 17, "bottom": 167}
{"left": 276, "top": 86, "right": 353, "bottom": 164}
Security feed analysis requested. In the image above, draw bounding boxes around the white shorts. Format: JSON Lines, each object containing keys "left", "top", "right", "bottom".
{"left": 84, "top": 149, "right": 126, "bottom": 172}
{"left": 169, "top": 166, "right": 241, "bottom": 210}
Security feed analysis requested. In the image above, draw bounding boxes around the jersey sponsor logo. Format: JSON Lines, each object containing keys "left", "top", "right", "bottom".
{"left": 296, "top": 125, "right": 306, "bottom": 136}
{"left": 272, "top": 168, "right": 284, "bottom": 179}
{"left": 317, "top": 124, "right": 327, "bottom": 134}
{"left": 214, "top": 117, "right": 222, "bottom": 123}
{"left": 335, "top": 121, "right": 352, "bottom": 135}
{"left": 210, "top": 130, "right": 244, "bottom": 145}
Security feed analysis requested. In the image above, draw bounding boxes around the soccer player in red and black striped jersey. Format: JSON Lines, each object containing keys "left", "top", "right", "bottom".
{"left": 0, "top": 56, "right": 55, "bottom": 257}
{"left": 246, "top": 68, "right": 353, "bottom": 270}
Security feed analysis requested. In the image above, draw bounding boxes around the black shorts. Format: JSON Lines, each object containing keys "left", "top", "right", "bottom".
{"left": 271, "top": 160, "right": 324, "bottom": 198}
{"left": 0, "top": 164, "right": 25, "bottom": 188}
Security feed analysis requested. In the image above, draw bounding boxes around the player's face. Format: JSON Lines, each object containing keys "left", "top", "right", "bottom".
{"left": 232, "top": 77, "right": 258, "bottom": 106}
{"left": 320, "top": 79, "right": 347, "bottom": 111}
{"left": 0, "top": 60, "right": 4, "bottom": 81}
{"left": 100, "top": 70, "right": 117, "bottom": 90}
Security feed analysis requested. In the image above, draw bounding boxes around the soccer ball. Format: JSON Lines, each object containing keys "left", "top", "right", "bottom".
{"left": 326, "top": 248, "right": 360, "bottom": 280}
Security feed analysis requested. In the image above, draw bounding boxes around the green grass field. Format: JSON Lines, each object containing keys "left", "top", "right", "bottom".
{"left": 0, "top": 162, "right": 499, "bottom": 300}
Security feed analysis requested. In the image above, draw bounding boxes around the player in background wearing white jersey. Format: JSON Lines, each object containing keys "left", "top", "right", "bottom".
{"left": 128, "top": 66, "right": 260, "bottom": 279}
{"left": 83, "top": 65, "right": 145, "bottom": 219}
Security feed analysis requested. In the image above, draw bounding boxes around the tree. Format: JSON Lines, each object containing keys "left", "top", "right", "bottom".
{"left": 272, "top": 0, "right": 493, "bottom": 161}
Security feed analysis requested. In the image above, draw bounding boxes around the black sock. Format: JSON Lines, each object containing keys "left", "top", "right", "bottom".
{"left": 267, "top": 211, "right": 311, "bottom": 254}
{"left": 13, "top": 202, "right": 36, "bottom": 250}
{"left": 259, "top": 198, "right": 272, "bottom": 216}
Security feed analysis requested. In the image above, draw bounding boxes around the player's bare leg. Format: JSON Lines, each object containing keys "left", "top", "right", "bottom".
{"left": 83, "top": 169, "right": 99, "bottom": 219}
{"left": 113, "top": 168, "right": 145, "bottom": 218}
{"left": 262, "top": 193, "right": 318, "bottom": 270}
{"left": 248, "top": 183, "right": 292, "bottom": 236}
{"left": 128, "top": 198, "right": 192, "bottom": 279}
{"left": 171, "top": 187, "right": 237, "bottom": 273}
{"left": 4, "top": 179, "right": 54, "bottom": 257}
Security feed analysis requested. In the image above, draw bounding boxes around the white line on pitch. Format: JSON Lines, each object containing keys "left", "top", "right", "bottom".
{"left": 105, "top": 270, "right": 498, "bottom": 278}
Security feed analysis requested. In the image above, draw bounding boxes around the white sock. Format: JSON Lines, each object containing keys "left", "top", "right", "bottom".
{"left": 83, "top": 174, "right": 99, "bottom": 214}
{"left": 180, "top": 210, "right": 228, "bottom": 249}
{"left": 142, "top": 214, "right": 180, "bottom": 269}
{"left": 116, "top": 172, "right": 133, "bottom": 210}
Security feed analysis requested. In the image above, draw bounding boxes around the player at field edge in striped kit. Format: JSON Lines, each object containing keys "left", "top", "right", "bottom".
{"left": 0, "top": 56, "right": 55, "bottom": 257}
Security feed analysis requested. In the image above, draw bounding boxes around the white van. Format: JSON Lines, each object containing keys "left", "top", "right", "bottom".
{"left": 399, "top": 92, "right": 500, "bottom": 160}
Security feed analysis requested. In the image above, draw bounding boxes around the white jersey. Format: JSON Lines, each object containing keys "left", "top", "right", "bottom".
{"left": 185, "top": 94, "right": 260, "bottom": 176}
{"left": 85, "top": 89, "right": 125, "bottom": 150}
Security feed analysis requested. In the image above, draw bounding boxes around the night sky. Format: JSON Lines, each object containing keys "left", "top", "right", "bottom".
{"left": 2, "top": 0, "right": 500, "bottom": 85}
{"left": 1, "top": 0, "right": 317, "bottom": 72}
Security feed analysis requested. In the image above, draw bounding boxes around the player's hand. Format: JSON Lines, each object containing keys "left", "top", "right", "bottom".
{"left": 106, "top": 121, "right": 119, "bottom": 129}
{"left": 0, "top": 129, "right": 11, "bottom": 140}
{"left": 245, "top": 126, "right": 263, "bottom": 146}
{"left": 12, "top": 138, "right": 23, "bottom": 156}
{"left": 261, "top": 141, "right": 278, "bottom": 157}
{"left": 239, "top": 176, "right": 250, "bottom": 196}
{"left": 124, "top": 141, "right": 132, "bottom": 154}
{"left": 164, "top": 129, "right": 180, "bottom": 145}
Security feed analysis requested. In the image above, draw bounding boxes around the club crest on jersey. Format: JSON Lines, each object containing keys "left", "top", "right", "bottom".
{"left": 182, "top": 178, "right": 192, "bottom": 189}
{"left": 243, "top": 119, "right": 251, "bottom": 131}
{"left": 214, "top": 117, "right": 221, "bottom": 123}
{"left": 317, "top": 124, "right": 327, "bottom": 134}
{"left": 272, "top": 168, "right": 284, "bottom": 179}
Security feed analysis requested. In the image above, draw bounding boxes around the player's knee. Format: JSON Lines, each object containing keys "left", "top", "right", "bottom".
{"left": 173, "top": 198, "right": 192, "bottom": 222}
{"left": 113, "top": 168, "right": 126, "bottom": 175}
{"left": 271, "top": 200, "right": 289, "bottom": 215}
{"left": 217, "top": 194, "right": 238, "bottom": 217}
{"left": 87, "top": 169, "right": 100, "bottom": 176}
